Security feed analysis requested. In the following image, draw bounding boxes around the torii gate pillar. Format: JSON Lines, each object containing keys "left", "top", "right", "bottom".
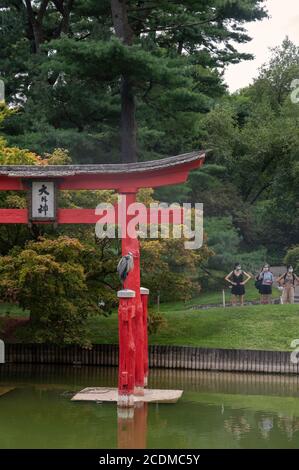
{"left": 118, "top": 190, "right": 145, "bottom": 406}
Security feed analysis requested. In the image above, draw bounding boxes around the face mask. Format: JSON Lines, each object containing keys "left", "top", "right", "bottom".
{"left": 289, "top": 268, "right": 293, "bottom": 273}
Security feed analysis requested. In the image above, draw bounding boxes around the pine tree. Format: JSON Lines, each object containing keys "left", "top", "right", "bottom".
{"left": 0, "top": 0, "right": 267, "bottom": 162}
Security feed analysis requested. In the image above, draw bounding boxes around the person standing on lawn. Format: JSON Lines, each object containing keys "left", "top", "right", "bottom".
{"left": 277, "top": 266, "right": 299, "bottom": 304}
{"left": 256, "top": 264, "right": 274, "bottom": 304}
{"left": 225, "top": 263, "right": 251, "bottom": 306}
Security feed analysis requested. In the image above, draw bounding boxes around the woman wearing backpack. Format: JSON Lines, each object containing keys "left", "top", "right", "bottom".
{"left": 277, "top": 266, "right": 299, "bottom": 304}
{"left": 256, "top": 264, "right": 274, "bottom": 304}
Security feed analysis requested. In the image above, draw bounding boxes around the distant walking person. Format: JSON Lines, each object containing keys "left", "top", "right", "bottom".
{"left": 225, "top": 263, "right": 251, "bottom": 306}
{"left": 277, "top": 266, "right": 299, "bottom": 304}
{"left": 256, "top": 264, "right": 274, "bottom": 305}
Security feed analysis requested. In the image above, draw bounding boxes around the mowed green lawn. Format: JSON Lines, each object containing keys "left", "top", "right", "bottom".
{"left": 150, "top": 279, "right": 276, "bottom": 312}
{"left": 88, "top": 303, "right": 299, "bottom": 352}
{"left": 1, "top": 282, "right": 298, "bottom": 351}
{"left": 0, "top": 303, "right": 28, "bottom": 318}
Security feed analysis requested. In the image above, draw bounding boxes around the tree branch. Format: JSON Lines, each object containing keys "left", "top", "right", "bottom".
{"left": 138, "top": 16, "right": 220, "bottom": 34}
{"left": 250, "top": 182, "right": 273, "bottom": 205}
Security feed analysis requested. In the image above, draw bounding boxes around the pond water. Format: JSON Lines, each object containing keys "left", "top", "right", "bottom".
{"left": 0, "top": 365, "right": 299, "bottom": 449}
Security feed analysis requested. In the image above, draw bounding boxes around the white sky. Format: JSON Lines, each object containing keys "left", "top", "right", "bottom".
{"left": 225, "top": 0, "right": 299, "bottom": 92}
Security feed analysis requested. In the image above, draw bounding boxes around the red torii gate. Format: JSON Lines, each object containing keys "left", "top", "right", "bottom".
{"left": 0, "top": 150, "right": 205, "bottom": 406}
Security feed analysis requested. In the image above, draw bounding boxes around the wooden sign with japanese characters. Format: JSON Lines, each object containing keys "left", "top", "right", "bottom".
{"left": 29, "top": 181, "right": 57, "bottom": 222}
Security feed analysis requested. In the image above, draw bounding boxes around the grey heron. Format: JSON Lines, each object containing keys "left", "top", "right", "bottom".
{"left": 117, "top": 252, "right": 134, "bottom": 284}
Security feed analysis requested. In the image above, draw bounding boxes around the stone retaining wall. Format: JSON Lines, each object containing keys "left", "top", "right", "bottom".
{"left": 1, "top": 344, "right": 298, "bottom": 375}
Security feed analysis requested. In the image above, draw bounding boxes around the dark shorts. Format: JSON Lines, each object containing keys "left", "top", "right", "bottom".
{"left": 260, "top": 285, "right": 272, "bottom": 295}
{"left": 231, "top": 285, "right": 245, "bottom": 296}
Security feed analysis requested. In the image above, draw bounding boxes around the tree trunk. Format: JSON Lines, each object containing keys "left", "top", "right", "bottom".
{"left": 24, "top": 0, "right": 50, "bottom": 53}
{"left": 111, "top": 0, "right": 137, "bottom": 163}
{"left": 121, "top": 77, "right": 137, "bottom": 163}
{"left": 52, "top": 0, "right": 74, "bottom": 35}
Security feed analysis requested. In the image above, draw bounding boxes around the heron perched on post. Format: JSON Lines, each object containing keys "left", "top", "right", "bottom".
{"left": 117, "top": 252, "right": 134, "bottom": 285}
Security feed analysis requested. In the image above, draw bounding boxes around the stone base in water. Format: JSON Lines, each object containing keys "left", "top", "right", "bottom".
{"left": 0, "top": 386, "right": 15, "bottom": 397}
{"left": 71, "top": 387, "right": 183, "bottom": 404}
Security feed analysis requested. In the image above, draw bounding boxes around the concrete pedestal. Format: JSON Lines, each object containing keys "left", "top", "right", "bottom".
{"left": 71, "top": 387, "right": 183, "bottom": 404}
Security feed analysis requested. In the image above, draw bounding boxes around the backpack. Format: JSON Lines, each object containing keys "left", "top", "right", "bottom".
{"left": 255, "top": 273, "right": 263, "bottom": 290}
{"left": 283, "top": 273, "right": 295, "bottom": 285}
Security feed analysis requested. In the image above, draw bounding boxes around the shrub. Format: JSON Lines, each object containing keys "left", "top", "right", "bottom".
{"left": 284, "top": 246, "right": 299, "bottom": 271}
{"left": 148, "top": 310, "right": 167, "bottom": 335}
{"left": 0, "top": 236, "right": 110, "bottom": 346}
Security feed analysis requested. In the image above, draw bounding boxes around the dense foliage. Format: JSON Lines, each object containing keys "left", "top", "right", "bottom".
{"left": 0, "top": 236, "right": 97, "bottom": 345}
{"left": 2, "top": 1, "right": 299, "bottom": 343}
{"left": 0, "top": 0, "right": 266, "bottom": 162}
{"left": 157, "top": 38, "right": 299, "bottom": 263}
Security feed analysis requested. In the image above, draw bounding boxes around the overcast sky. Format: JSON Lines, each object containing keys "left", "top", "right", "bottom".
{"left": 225, "top": 0, "right": 299, "bottom": 92}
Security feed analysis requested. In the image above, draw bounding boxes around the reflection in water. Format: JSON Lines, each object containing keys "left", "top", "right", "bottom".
{"left": 1, "top": 364, "right": 299, "bottom": 397}
{"left": 0, "top": 364, "right": 299, "bottom": 448}
{"left": 277, "top": 415, "right": 299, "bottom": 440}
{"left": 224, "top": 415, "right": 251, "bottom": 441}
{"left": 118, "top": 403, "right": 148, "bottom": 449}
{"left": 222, "top": 409, "right": 299, "bottom": 445}
{"left": 258, "top": 416, "right": 273, "bottom": 439}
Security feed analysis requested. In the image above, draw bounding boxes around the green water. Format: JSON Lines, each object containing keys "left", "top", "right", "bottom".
{"left": 0, "top": 365, "right": 299, "bottom": 449}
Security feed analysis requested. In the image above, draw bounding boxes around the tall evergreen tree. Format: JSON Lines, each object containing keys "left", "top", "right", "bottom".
{"left": 0, "top": 0, "right": 267, "bottom": 163}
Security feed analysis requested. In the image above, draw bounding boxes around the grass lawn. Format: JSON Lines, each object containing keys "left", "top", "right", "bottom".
{"left": 0, "top": 303, "right": 28, "bottom": 318}
{"left": 1, "top": 285, "right": 298, "bottom": 352}
{"left": 152, "top": 280, "right": 273, "bottom": 312}
{"left": 0, "top": 303, "right": 29, "bottom": 339}
{"left": 88, "top": 303, "right": 299, "bottom": 351}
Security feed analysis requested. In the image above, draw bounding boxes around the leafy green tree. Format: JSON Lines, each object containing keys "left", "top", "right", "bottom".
{"left": 0, "top": 234, "right": 129, "bottom": 344}
{"left": 0, "top": 237, "right": 97, "bottom": 345}
{"left": 181, "top": 37, "right": 299, "bottom": 260}
{"left": 284, "top": 246, "right": 299, "bottom": 272}
{"left": 251, "top": 37, "right": 299, "bottom": 108}
{"left": 204, "top": 216, "right": 266, "bottom": 272}
{"left": 141, "top": 236, "right": 212, "bottom": 302}
{"left": 204, "top": 217, "right": 240, "bottom": 270}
